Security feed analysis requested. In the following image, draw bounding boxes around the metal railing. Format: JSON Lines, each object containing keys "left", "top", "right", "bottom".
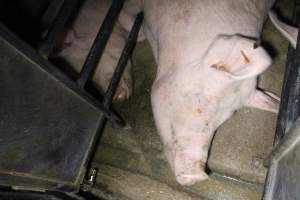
{"left": 38, "top": 0, "right": 144, "bottom": 191}
{"left": 263, "top": 0, "right": 300, "bottom": 199}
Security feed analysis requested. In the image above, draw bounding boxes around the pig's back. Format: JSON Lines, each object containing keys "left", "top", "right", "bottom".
{"left": 143, "top": 0, "right": 275, "bottom": 64}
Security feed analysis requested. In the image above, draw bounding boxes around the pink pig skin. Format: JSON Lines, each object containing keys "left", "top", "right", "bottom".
{"left": 139, "top": 0, "right": 279, "bottom": 185}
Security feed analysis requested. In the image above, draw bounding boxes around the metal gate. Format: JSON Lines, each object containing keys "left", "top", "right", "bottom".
{"left": 263, "top": 0, "right": 300, "bottom": 199}
{"left": 0, "top": 0, "right": 143, "bottom": 199}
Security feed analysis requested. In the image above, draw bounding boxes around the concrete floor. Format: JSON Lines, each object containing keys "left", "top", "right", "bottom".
{"left": 91, "top": 0, "right": 293, "bottom": 199}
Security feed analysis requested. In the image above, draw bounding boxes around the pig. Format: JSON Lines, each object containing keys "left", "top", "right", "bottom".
{"left": 136, "top": 0, "right": 282, "bottom": 185}
{"left": 59, "top": 0, "right": 137, "bottom": 101}
{"left": 62, "top": 0, "right": 292, "bottom": 186}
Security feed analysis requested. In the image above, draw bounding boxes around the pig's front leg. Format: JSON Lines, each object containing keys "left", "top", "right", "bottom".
{"left": 172, "top": 130, "right": 211, "bottom": 186}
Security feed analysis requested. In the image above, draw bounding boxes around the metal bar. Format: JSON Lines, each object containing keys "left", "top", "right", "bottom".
{"left": 269, "top": 117, "right": 300, "bottom": 166}
{"left": 263, "top": 0, "right": 300, "bottom": 198}
{"left": 0, "top": 22, "right": 125, "bottom": 128}
{"left": 38, "top": 0, "right": 127, "bottom": 127}
{"left": 274, "top": 47, "right": 296, "bottom": 144}
{"left": 103, "top": 12, "right": 144, "bottom": 107}
{"left": 40, "top": 0, "right": 64, "bottom": 30}
{"left": 39, "top": 0, "right": 80, "bottom": 57}
{"left": 86, "top": 94, "right": 126, "bottom": 127}
{"left": 274, "top": 0, "right": 300, "bottom": 145}
{"left": 76, "top": 0, "right": 125, "bottom": 89}
{"left": 82, "top": 12, "right": 144, "bottom": 185}
{"left": 263, "top": 116, "right": 300, "bottom": 200}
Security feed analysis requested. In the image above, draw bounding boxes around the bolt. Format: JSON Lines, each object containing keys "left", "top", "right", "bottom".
{"left": 87, "top": 168, "right": 98, "bottom": 186}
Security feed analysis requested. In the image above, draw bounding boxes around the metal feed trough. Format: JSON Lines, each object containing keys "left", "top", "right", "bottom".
{"left": 0, "top": 0, "right": 300, "bottom": 199}
{"left": 0, "top": 0, "right": 143, "bottom": 199}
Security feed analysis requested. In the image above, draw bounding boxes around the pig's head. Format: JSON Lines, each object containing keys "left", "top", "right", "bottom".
{"left": 151, "top": 34, "right": 279, "bottom": 186}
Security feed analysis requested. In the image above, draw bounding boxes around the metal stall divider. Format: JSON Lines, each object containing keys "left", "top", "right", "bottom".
{"left": 82, "top": 12, "right": 144, "bottom": 187}
{"left": 263, "top": 0, "right": 300, "bottom": 199}
{"left": 79, "top": 8, "right": 144, "bottom": 189}
{"left": 76, "top": 0, "right": 126, "bottom": 89}
{"left": 38, "top": 0, "right": 80, "bottom": 58}
{"left": 0, "top": 0, "right": 143, "bottom": 199}
{"left": 273, "top": 0, "right": 300, "bottom": 146}
{"left": 39, "top": 0, "right": 127, "bottom": 128}
{"left": 45, "top": 0, "right": 145, "bottom": 191}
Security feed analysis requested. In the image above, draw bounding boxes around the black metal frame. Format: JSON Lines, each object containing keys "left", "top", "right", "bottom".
{"left": 274, "top": 0, "right": 300, "bottom": 146}
{"left": 38, "top": 0, "right": 80, "bottom": 57}
{"left": 0, "top": 186, "right": 102, "bottom": 200}
{"left": 77, "top": 0, "right": 125, "bottom": 89}
{"left": 263, "top": 117, "right": 300, "bottom": 200}
{"left": 263, "top": 0, "right": 300, "bottom": 198}
{"left": 0, "top": 0, "right": 143, "bottom": 199}
{"left": 0, "top": 21, "right": 125, "bottom": 128}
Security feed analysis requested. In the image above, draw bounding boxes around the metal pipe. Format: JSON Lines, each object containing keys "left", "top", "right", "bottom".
{"left": 274, "top": 0, "right": 300, "bottom": 145}
{"left": 39, "top": 0, "right": 79, "bottom": 57}
{"left": 103, "top": 12, "right": 144, "bottom": 107}
{"left": 0, "top": 21, "right": 125, "bottom": 127}
{"left": 76, "top": 0, "right": 125, "bottom": 89}
{"left": 263, "top": 0, "right": 300, "bottom": 198}
{"left": 83, "top": 12, "right": 144, "bottom": 186}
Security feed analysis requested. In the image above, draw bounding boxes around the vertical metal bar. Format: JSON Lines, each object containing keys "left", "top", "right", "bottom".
{"left": 274, "top": 0, "right": 300, "bottom": 145}
{"left": 39, "top": 0, "right": 126, "bottom": 127}
{"left": 76, "top": 0, "right": 125, "bottom": 89}
{"left": 263, "top": 0, "right": 300, "bottom": 198}
{"left": 83, "top": 12, "right": 144, "bottom": 185}
{"left": 0, "top": 21, "right": 125, "bottom": 128}
{"left": 103, "top": 12, "right": 144, "bottom": 107}
{"left": 40, "top": 0, "right": 64, "bottom": 31}
{"left": 39, "top": 0, "right": 79, "bottom": 57}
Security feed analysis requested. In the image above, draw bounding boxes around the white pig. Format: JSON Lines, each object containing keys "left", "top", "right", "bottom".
{"left": 59, "top": 0, "right": 137, "bottom": 101}
{"left": 138, "top": 0, "right": 282, "bottom": 185}
{"left": 62, "top": 0, "right": 291, "bottom": 186}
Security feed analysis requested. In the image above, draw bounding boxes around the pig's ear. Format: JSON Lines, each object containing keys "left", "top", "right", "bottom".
{"left": 245, "top": 90, "right": 280, "bottom": 113}
{"left": 203, "top": 35, "right": 271, "bottom": 80}
{"left": 269, "top": 11, "right": 298, "bottom": 49}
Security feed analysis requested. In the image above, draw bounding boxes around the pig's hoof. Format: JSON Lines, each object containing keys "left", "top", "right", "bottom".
{"left": 113, "top": 82, "right": 131, "bottom": 102}
{"left": 176, "top": 172, "right": 209, "bottom": 186}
